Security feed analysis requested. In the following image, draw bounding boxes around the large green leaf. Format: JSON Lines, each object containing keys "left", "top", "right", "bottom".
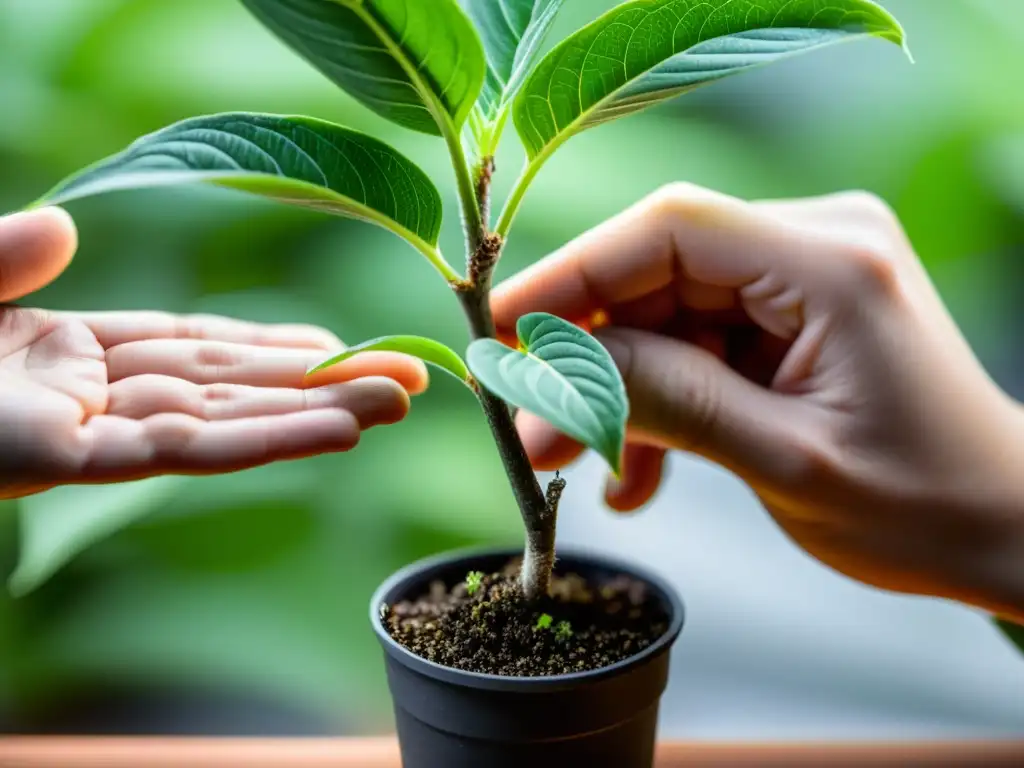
{"left": 466, "top": 313, "right": 628, "bottom": 473}
{"left": 31, "top": 113, "right": 457, "bottom": 280}
{"left": 513, "top": 0, "right": 908, "bottom": 163}
{"left": 462, "top": 0, "right": 565, "bottom": 156}
{"left": 240, "top": 0, "right": 486, "bottom": 137}
{"left": 310, "top": 335, "right": 473, "bottom": 387}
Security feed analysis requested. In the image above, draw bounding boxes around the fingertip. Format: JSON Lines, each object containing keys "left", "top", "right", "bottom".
{"left": 342, "top": 376, "right": 411, "bottom": 429}
{"left": 516, "top": 410, "right": 586, "bottom": 470}
{"left": 313, "top": 351, "right": 429, "bottom": 395}
{"left": 603, "top": 445, "right": 666, "bottom": 514}
{"left": 0, "top": 206, "right": 78, "bottom": 301}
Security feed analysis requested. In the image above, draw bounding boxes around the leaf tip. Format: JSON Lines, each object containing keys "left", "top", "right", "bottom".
{"left": 901, "top": 39, "right": 915, "bottom": 64}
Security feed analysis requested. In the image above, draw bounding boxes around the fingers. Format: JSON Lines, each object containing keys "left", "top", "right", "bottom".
{"left": 492, "top": 183, "right": 895, "bottom": 343}
{"left": 104, "top": 339, "right": 429, "bottom": 395}
{"left": 65, "top": 310, "right": 344, "bottom": 351}
{"left": 0, "top": 208, "right": 77, "bottom": 302}
{"left": 517, "top": 410, "right": 666, "bottom": 513}
{"left": 492, "top": 184, "right": 768, "bottom": 336}
{"left": 595, "top": 327, "right": 826, "bottom": 490}
{"left": 78, "top": 410, "right": 359, "bottom": 481}
{"left": 516, "top": 410, "right": 586, "bottom": 470}
{"left": 605, "top": 445, "right": 667, "bottom": 513}
{"left": 77, "top": 377, "right": 410, "bottom": 481}
{"left": 106, "top": 374, "right": 409, "bottom": 425}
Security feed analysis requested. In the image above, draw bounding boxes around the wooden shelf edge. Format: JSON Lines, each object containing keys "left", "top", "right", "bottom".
{"left": 0, "top": 738, "right": 1022, "bottom": 767}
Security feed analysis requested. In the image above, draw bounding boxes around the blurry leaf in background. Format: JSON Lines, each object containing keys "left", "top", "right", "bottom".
{"left": 980, "top": 134, "right": 1024, "bottom": 215}
{"left": 10, "top": 478, "right": 183, "bottom": 598}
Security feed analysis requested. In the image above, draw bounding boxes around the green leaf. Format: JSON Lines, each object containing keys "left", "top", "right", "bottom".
{"left": 466, "top": 313, "right": 628, "bottom": 474}
{"left": 10, "top": 478, "right": 183, "bottom": 597}
{"left": 998, "top": 620, "right": 1024, "bottom": 656}
{"left": 462, "top": 0, "right": 565, "bottom": 155}
{"left": 310, "top": 335, "right": 473, "bottom": 386}
{"left": 240, "top": 0, "right": 486, "bottom": 137}
{"left": 514, "top": 0, "right": 909, "bottom": 164}
{"left": 32, "top": 113, "right": 458, "bottom": 281}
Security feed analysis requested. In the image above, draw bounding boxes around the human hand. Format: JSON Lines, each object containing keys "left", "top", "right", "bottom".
{"left": 0, "top": 208, "right": 427, "bottom": 500}
{"left": 493, "top": 184, "right": 1024, "bottom": 621}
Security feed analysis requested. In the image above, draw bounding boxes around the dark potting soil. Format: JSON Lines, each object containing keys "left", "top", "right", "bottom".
{"left": 382, "top": 559, "right": 670, "bottom": 676}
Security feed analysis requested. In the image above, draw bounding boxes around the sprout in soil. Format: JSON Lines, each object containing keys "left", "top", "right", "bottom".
{"left": 465, "top": 571, "right": 485, "bottom": 596}
{"left": 26, "top": 0, "right": 910, "bottom": 602}
{"left": 555, "top": 621, "right": 574, "bottom": 642}
{"left": 535, "top": 613, "right": 554, "bottom": 632}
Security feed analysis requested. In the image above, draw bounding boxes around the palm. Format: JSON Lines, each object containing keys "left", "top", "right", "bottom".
{"left": 0, "top": 306, "right": 425, "bottom": 499}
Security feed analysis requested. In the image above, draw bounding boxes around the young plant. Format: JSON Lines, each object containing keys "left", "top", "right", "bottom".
{"left": 26, "top": 0, "right": 909, "bottom": 602}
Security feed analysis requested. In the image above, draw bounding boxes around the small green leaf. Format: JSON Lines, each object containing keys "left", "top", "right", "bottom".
{"left": 462, "top": 0, "right": 566, "bottom": 156}
{"left": 32, "top": 113, "right": 457, "bottom": 281}
{"left": 465, "top": 570, "right": 484, "bottom": 595}
{"left": 241, "top": 0, "right": 486, "bottom": 136}
{"left": 466, "top": 313, "right": 628, "bottom": 474}
{"left": 535, "top": 613, "right": 553, "bottom": 630}
{"left": 310, "top": 335, "right": 472, "bottom": 386}
{"left": 514, "top": 0, "right": 909, "bottom": 164}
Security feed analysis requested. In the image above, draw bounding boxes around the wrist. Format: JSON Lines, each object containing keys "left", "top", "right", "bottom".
{"left": 948, "top": 398, "right": 1024, "bottom": 622}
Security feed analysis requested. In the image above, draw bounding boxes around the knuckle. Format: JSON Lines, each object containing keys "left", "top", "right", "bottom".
{"left": 843, "top": 190, "right": 899, "bottom": 225}
{"left": 776, "top": 435, "right": 839, "bottom": 488}
{"left": 648, "top": 182, "right": 719, "bottom": 220}
{"left": 193, "top": 343, "right": 239, "bottom": 381}
{"left": 837, "top": 243, "right": 900, "bottom": 295}
{"left": 144, "top": 414, "right": 200, "bottom": 460}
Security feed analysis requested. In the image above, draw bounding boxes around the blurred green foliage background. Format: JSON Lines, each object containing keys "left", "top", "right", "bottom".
{"left": 1, "top": 0, "right": 1022, "bottom": 736}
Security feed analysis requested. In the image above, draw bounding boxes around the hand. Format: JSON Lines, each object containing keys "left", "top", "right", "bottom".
{"left": 493, "top": 184, "right": 1024, "bottom": 622}
{"left": 0, "top": 208, "right": 428, "bottom": 500}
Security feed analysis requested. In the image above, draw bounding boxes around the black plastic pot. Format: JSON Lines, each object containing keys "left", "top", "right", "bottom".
{"left": 370, "top": 547, "right": 685, "bottom": 768}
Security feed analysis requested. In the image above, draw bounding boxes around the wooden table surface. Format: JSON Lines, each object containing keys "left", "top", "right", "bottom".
{"left": 1, "top": 739, "right": 1022, "bottom": 767}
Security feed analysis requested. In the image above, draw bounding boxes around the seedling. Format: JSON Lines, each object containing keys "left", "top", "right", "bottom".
{"left": 465, "top": 571, "right": 484, "bottom": 596}
{"left": 535, "top": 613, "right": 554, "bottom": 631}
{"left": 555, "top": 621, "right": 573, "bottom": 642}
{"left": 27, "top": 1, "right": 908, "bottom": 602}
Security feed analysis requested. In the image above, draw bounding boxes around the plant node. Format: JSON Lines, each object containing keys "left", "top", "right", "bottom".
{"left": 467, "top": 232, "right": 503, "bottom": 289}
{"left": 546, "top": 471, "right": 567, "bottom": 516}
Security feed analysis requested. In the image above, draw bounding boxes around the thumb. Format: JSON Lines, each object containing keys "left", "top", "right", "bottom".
{"left": 597, "top": 327, "right": 824, "bottom": 492}
{"left": 0, "top": 208, "right": 78, "bottom": 303}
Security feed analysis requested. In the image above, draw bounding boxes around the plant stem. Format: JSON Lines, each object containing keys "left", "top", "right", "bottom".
{"left": 494, "top": 158, "right": 543, "bottom": 239}
{"left": 457, "top": 285, "right": 553, "bottom": 600}
{"left": 443, "top": 125, "right": 484, "bottom": 256}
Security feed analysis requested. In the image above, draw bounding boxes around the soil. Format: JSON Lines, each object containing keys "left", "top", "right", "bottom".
{"left": 382, "top": 559, "right": 670, "bottom": 677}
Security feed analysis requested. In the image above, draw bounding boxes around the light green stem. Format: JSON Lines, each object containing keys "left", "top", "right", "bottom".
{"left": 495, "top": 158, "right": 543, "bottom": 240}
{"left": 444, "top": 125, "right": 484, "bottom": 256}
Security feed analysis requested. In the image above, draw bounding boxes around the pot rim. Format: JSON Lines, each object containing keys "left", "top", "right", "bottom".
{"left": 370, "top": 545, "right": 685, "bottom": 692}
